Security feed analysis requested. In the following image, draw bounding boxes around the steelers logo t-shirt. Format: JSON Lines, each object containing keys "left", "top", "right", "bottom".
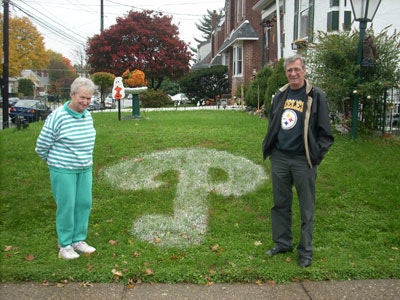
{"left": 276, "top": 85, "right": 306, "bottom": 154}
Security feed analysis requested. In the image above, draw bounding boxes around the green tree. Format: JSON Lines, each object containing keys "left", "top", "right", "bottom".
{"left": 245, "top": 66, "right": 273, "bottom": 108}
{"left": 306, "top": 29, "right": 400, "bottom": 132}
{"left": 264, "top": 59, "right": 287, "bottom": 113}
{"left": 159, "top": 78, "right": 180, "bottom": 96}
{"left": 91, "top": 72, "right": 115, "bottom": 104}
{"left": 17, "top": 78, "right": 34, "bottom": 97}
{"left": 194, "top": 9, "right": 224, "bottom": 46}
{"left": 179, "top": 65, "right": 228, "bottom": 101}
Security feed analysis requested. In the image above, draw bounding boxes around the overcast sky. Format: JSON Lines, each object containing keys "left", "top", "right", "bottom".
{"left": 9, "top": 0, "right": 225, "bottom": 64}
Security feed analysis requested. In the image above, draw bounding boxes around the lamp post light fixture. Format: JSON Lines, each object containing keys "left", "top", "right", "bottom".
{"left": 349, "top": 0, "right": 381, "bottom": 139}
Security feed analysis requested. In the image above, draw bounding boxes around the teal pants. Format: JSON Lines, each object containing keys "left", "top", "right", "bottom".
{"left": 50, "top": 168, "right": 93, "bottom": 247}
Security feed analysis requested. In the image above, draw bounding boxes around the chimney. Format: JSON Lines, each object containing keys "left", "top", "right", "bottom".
{"left": 211, "top": 10, "right": 217, "bottom": 31}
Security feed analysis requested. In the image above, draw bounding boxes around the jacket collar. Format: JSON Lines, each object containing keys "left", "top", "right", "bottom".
{"left": 279, "top": 79, "right": 313, "bottom": 95}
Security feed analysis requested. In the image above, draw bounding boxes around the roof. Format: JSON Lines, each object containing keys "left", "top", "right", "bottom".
{"left": 218, "top": 20, "right": 259, "bottom": 53}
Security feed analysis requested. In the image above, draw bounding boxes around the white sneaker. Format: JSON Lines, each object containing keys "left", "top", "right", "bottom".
{"left": 72, "top": 241, "right": 96, "bottom": 254}
{"left": 59, "top": 245, "right": 80, "bottom": 260}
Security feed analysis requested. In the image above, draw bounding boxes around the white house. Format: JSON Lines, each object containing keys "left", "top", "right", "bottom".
{"left": 253, "top": 0, "right": 400, "bottom": 61}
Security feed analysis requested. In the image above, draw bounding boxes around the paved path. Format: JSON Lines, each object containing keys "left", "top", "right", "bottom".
{"left": 1, "top": 279, "right": 399, "bottom": 299}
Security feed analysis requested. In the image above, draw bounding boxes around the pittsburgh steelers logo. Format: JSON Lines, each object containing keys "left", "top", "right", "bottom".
{"left": 281, "top": 109, "right": 297, "bottom": 130}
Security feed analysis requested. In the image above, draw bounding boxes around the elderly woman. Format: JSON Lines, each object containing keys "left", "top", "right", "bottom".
{"left": 36, "top": 77, "right": 97, "bottom": 259}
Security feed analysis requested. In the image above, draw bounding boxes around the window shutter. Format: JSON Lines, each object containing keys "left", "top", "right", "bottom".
{"left": 294, "top": 0, "right": 299, "bottom": 40}
{"left": 327, "top": 11, "right": 339, "bottom": 31}
{"left": 344, "top": 10, "right": 352, "bottom": 31}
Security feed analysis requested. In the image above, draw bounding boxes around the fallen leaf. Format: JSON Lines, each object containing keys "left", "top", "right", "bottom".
{"left": 109, "top": 240, "right": 118, "bottom": 246}
{"left": 4, "top": 245, "right": 12, "bottom": 252}
{"left": 154, "top": 237, "right": 162, "bottom": 244}
{"left": 111, "top": 269, "right": 123, "bottom": 277}
{"left": 211, "top": 244, "right": 219, "bottom": 252}
{"left": 255, "top": 280, "right": 263, "bottom": 286}
{"left": 80, "top": 282, "right": 93, "bottom": 287}
{"left": 145, "top": 268, "right": 154, "bottom": 276}
{"left": 170, "top": 254, "right": 179, "bottom": 260}
{"left": 205, "top": 281, "right": 213, "bottom": 286}
{"left": 127, "top": 278, "right": 135, "bottom": 289}
{"left": 133, "top": 251, "right": 141, "bottom": 257}
{"left": 267, "top": 280, "right": 276, "bottom": 286}
{"left": 25, "top": 254, "right": 35, "bottom": 261}
{"left": 254, "top": 241, "right": 262, "bottom": 246}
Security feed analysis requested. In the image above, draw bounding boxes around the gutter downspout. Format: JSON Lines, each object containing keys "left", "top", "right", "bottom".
{"left": 276, "top": 0, "right": 281, "bottom": 60}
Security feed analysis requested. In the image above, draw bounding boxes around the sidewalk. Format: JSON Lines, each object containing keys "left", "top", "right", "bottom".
{"left": 1, "top": 279, "right": 399, "bottom": 299}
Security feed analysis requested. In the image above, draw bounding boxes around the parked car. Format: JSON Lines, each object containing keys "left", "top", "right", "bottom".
{"left": 9, "top": 99, "right": 52, "bottom": 123}
{"left": 104, "top": 93, "right": 116, "bottom": 109}
{"left": 88, "top": 98, "right": 101, "bottom": 111}
{"left": 388, "top": 113, "right": 399, "bottom": 126}
{"left": 0, "top": 97, "right": 20, "bottom": 107}
{"left": 170, "top": 93, "right": 189, "bottom": 102}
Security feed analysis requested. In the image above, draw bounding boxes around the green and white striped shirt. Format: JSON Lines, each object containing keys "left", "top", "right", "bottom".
{"left": 35, "top": 101, "right": 96, "bottom": 170}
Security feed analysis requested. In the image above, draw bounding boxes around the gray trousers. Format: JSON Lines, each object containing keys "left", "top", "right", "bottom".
{"left": 270, "top": 149, "right": 317, "bottom": 259}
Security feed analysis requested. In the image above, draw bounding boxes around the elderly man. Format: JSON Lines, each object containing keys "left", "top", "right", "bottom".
{"left": 262, "top": 54, "right": 334, "bottom": 267}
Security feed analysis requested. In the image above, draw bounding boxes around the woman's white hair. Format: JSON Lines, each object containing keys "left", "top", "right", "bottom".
{"left": 70, "top": 77, "right": 96, "bottom": 95}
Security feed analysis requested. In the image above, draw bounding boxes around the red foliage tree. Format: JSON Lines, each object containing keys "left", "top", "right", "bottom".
{"left": 86, "top": 10, "right": 192, "bottom": 90}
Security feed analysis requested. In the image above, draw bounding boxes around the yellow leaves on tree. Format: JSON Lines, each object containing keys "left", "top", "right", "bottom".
{"left": 0, "top": 15, "right": 49, "bottom": 77}
{"left": 122, "top": 69, "right": 147, "bottom": 88}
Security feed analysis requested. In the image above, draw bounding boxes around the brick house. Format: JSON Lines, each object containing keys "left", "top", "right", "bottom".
{"left": 208, "top": 0, "right": 263, "bottom": 102}
{"left": 197, "top": 0, "right": 399, "bottom": 102}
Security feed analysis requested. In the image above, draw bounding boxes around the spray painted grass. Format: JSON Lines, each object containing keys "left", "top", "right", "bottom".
{"left": 1, "top": 110, "right": 399, "bottom": 283}
{"left": 104, "top": 148, "right": 268, "bottom": 247}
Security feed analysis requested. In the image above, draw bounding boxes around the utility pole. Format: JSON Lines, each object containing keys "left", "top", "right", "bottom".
{"left": 100, "top": 0, "right": 104, "bottom": 32}
{"left": 2, "top": 0, "right": 10, "bottom": 129}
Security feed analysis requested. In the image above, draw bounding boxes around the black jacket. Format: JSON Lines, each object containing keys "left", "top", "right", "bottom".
{"left": 262, "top": 80, "right": 334, "bottom": 168}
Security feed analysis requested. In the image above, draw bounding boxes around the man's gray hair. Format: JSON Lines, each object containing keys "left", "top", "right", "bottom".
{"left": 70, "top": 77, "right": 96, "bottom": 95}
{"left": 284, "top": 54, "right": 306, "bottom": 70}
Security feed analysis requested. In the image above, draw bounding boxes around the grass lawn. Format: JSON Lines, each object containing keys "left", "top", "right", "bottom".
{"left": 1, "top": 109, "right": 399, "bottom": 284}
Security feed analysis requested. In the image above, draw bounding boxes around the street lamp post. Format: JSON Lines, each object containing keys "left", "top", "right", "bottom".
{"left": 349, "top": 0, "right": 381, "bottom": 139}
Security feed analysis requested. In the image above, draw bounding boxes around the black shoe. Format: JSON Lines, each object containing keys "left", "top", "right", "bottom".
{"left": 265, "top": 247, "right": 293, "bottom": 256}
{"left": 298, "top": 257, "right": 312, "bottom": 267}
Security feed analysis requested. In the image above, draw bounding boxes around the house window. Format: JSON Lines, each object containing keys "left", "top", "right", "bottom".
{"left": 327, "top": 10, "right": 352, "bottom": 31}
{"left": 233, "top": 45, "right": 243, "bottom": 76}
{"left": 222, "top": 53, "right": 228, "bottom": 66}
{"left": 330, "top": 0, "right": 339, "bottom": 7}
{"left": 294, "top": 0, "right": 314, "bottom": 41}
{"left": 236, "top": 0, "right": 245, "bottom": 23}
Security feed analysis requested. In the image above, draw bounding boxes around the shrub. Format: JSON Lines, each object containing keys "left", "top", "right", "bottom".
{"left": 140, "top": 89, "right": 170, "bottom": 108}
{"left": 244, "top": 66, "right": 273, "bottom": 108}
{"left": 264, "top": 59, "right": 287, "bottom": 113}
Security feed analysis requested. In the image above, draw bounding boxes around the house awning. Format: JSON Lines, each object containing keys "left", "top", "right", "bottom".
{"left": 218, "top": 20, "right": 259, "bottom": 54}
